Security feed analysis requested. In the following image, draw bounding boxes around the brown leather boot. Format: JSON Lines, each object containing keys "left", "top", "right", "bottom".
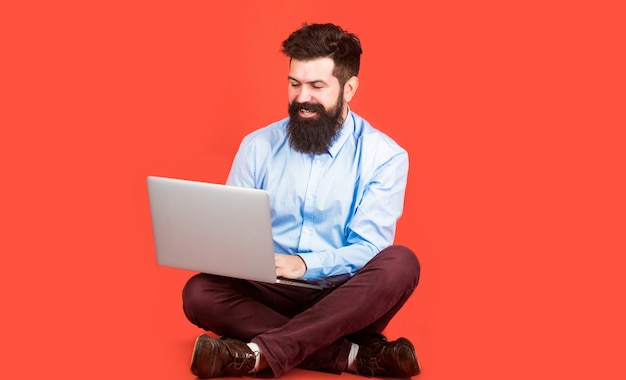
{"left": 355, "top": 335, "right": 421, "bottom": 378}
{"left": 190, "top": 334, "right": 256, "bottom": 378}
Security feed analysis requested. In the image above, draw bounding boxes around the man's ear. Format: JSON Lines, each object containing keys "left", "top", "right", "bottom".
{"left": 343, "top": 76, "right": 359, "bottom": 103}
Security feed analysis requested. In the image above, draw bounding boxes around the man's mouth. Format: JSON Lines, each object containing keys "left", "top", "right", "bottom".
{"left": 299, "top": 108, "right": 317, "bottom": 118}
{"left": 290, "top": 101, "right": 324, "bottom": 119}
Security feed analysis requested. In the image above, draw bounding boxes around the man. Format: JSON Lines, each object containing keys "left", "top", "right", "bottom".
{"left": 182, "top": 23, "right": 421, "bottom": 378}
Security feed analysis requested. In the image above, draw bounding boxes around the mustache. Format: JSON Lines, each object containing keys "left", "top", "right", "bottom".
{"left": 289, "top": 101, "right": 326, "bottom": 114}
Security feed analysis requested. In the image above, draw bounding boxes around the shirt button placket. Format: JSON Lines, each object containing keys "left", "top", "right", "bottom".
{"left": 299, "top": 156, "right": 324, "bottom": 251}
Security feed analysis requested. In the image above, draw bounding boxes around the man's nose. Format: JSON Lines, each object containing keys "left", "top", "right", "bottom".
{"left": 296, "top": 87, "right": 311, "bottom": 103}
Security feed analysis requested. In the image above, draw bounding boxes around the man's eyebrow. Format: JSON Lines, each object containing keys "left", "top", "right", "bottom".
{"left": 287, "top": 76, "right": 328, "bottom": 85}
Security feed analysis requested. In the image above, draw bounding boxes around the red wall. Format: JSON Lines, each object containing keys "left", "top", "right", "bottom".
{"left": 2, "top": 1, "right": 625, "bottom": 379}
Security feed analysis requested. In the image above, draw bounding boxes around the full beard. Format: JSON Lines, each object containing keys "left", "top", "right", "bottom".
{"left": 286, "top": 95, "right": 345, "bottom": 155}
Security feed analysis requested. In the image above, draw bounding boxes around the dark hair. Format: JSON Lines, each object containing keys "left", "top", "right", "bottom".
{"left": 281, "top": 23, "right": 362, "bottom": 85}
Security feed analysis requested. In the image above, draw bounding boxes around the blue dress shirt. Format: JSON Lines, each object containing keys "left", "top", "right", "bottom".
{"left": 226, "top": 111, "right": 408, "bottom": 280}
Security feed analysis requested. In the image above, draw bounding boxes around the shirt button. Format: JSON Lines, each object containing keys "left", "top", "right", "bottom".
{"left": 303, "top": 228, "right": 311, "bottom": 234}
{"left": 314, "top": 159, "right": 321, "bottom": 165}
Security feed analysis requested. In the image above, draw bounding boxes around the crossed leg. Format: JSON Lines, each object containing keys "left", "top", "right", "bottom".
{"left": 182, "top": 245, "right": 420, "bottom": 377}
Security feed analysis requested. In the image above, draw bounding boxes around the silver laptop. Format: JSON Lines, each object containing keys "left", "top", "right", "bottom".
{"left": 147, "top": 176, "right": 323, "bottom": 290}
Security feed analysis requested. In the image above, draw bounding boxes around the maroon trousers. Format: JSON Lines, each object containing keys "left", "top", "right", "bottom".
{"left": 182, "top": 245, "right": 420, "bottom": 377}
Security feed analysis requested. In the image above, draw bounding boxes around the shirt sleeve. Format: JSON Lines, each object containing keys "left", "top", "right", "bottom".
{"left": 225, "top": 134, "right": 257, "bottom": 188}
{"left": 298, "top": 148, "right": 409, "bottom": 279}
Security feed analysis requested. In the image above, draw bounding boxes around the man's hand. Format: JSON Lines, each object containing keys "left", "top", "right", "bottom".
{"left": 275, "top": 254, "right": 307, "bottom": 279}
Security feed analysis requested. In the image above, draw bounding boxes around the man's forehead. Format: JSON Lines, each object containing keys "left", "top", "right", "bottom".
{"left": 288, "top": 57, "right": 337, "bottom": 82}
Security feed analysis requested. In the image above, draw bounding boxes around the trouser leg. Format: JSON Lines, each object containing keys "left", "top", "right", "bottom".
{"left": 182, "top": 273, "right": 329, "bottom": 340}
{"left": 254, "top": 245, "right": 420, "bottom": 377}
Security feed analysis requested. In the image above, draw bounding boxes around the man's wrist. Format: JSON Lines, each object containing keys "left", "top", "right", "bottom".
{"left": 296, "top": 255, "right": 308, "bottom": 276}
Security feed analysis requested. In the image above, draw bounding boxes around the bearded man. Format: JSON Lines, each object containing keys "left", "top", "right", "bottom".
{"left": 182, "top": 23, "right": 421, "bottom": 379}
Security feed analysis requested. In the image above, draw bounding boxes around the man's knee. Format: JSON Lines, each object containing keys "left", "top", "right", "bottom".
{"left": 394, "top": 245, "right": 420, "bottom": 277}
{"left": 182, "top": 273, "right": 206, "bottom": 302}
{"left": 376, "top": 245, "right": 421, "bottom": 288}
{"left": 182, "top": 273, "right": 214, "bottom": 325}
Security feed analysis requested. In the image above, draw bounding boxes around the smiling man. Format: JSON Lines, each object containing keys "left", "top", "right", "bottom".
{"left": 182, "top": 23, "right": 421, "bottom": 379}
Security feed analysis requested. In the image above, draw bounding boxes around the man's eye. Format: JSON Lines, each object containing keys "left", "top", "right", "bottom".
{"left": 290, "top": 83, "right": 301, "bottom": 87}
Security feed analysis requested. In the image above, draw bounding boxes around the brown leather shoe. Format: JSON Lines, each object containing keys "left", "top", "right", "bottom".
{"left": 190, "top": 334, "right": 256, "bottom": 378}
{"left": 355, "top": 335, "right": 421, "bottom": 378}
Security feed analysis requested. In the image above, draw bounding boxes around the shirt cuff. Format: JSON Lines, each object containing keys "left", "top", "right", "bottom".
{"left": 297, "top": 252, "right": 325, "bottom": 280}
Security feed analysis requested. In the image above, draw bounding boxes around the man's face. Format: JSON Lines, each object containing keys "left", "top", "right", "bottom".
{"left": 286, "top": 57, "right": 346, "bottom": 154}
{"left": 287, "top": 57, "right": 345, "bottom": 119}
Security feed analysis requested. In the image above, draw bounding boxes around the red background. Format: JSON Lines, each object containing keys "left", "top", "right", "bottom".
{"left": 2, "top": 1, "right": 625, "bottom": 379}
